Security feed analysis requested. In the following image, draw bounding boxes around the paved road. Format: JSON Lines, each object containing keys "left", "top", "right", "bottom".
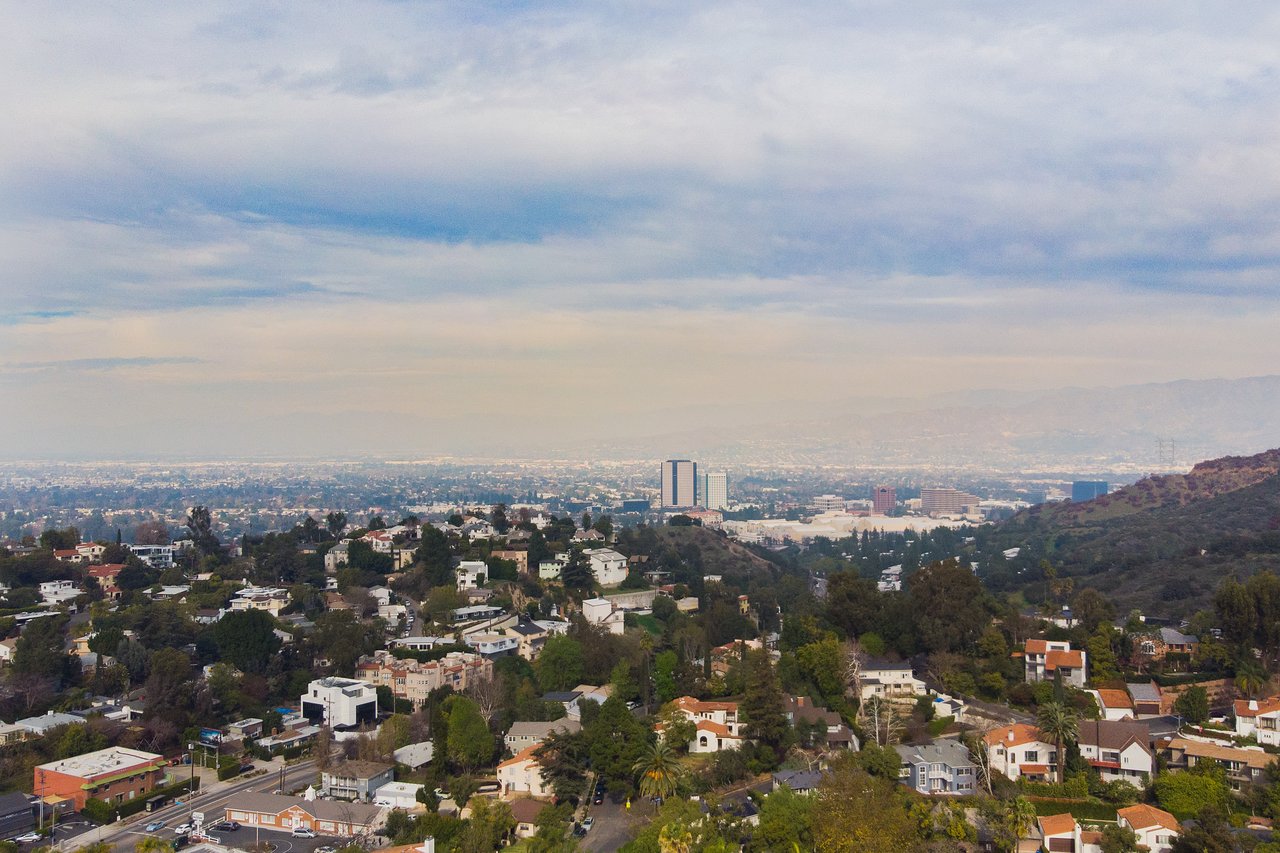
{"left": 580, "top": 795, "right": 640, "bottom": 853}
{"left": 86, "top": 759, "right": 320, "bottom": 853}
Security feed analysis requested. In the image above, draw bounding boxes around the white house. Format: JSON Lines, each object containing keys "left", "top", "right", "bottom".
{"left": 858, "top": 658, "right": 927, "bottom": 703}
{"left": 582, "top": 598, "right": 624, "bottom": 635}
{"left": 300, "top": 677, "right": 378, "bottom": 729}
{"left": 665, "top": 696, "right": 746, "bottom": 754}
{"left": 1023, "top": 639, "right": 1087, "bottom": 688}
{"left": 584, "top": 548, "right": 628, "bottom": 587}
{"left": 39, "top": 580, "right": 80, "bottom": 606}
{"left": 538, "top": 554, "right": 568, "bottom": 580}
{"left": 983, "top": 723, "right": 1057, "bottom": 782}
{"left": 230, "top": 586, "right": 290, "bottom": 617}
{"left": 1235, "top": 696, "right": 1280, "bottom": 747}
{"left": 373, "top": 781, "right": 424, "bottom": 809}
{"left": 455, "top": 561, "right": 487, "bottom": 591}
{"left": 497, "top": 747, "right": 553, "bottom": 799}
{"left": 1117, "top": 804, "right": 1180, "bottom": 853}
{"left": 1076, "top": 720, "right": 1154, "bottom": 787}
{"left": 505, "top": 719, "right": 582, "bottom": 753}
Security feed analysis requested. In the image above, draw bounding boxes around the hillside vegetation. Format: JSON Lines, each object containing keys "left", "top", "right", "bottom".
{"left": 991, "top": 447, "right": 1280, "bottom": 615}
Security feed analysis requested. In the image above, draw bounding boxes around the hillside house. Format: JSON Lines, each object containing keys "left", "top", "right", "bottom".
{"left": 1116, "top": 804, "right": 1180, "bottom": 853}
{"left": 894, "top": 740, "right": 977, "bottom": 795}
{"left": 1235, "top": 696, "right": 1280, "bottom": 747}
{"left": 497, "top": 747, "right": 552, "bottom": 799}
{"left": 1023, "top": 639, "right": 1087, "bottom": 688}
{"left": 1076, "top": 720, "right": 1153, "bottom": 787}
{"left": 983, "top": 723, "right": 1057, "bottom": 782}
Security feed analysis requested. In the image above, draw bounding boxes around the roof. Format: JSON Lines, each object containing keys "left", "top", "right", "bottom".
{"left": 695, "top": 720, "right": 736, "bottom": 738}
{"left": 506, "top": 719, "right": 581, "bottom": 740}
{"left": 1076, "top": 720, "right": 1152, "bottom": 754}
{"left": 773, "top": 769, "right": 822, "bottom": 790}
{"left": 498, "top": 746, "right": 542, "bottom": 770}
{"left": 36, "top": 747, "right": 164, "bottom": 780}
{"left": 895, "top": 739, "right": 974, "bottom": 768}
{"left": 1128, "top": 682, "right": 1161, "bottom": 703}
{"left": 1038, "top": 813, "right": 1078, "bottom": 837}
{"left": 1045, "top": 649, "right": 1085, "bottom": 670}
{"left": 509, "top": 798, "right": 547, "bottom": 824}
{"left": 1159, "top": 627, "right": 1198, "bottom": 645}
{"left": 1166, "top": 737, "right": 1276, "bottom": 770}
{"left": 674, "top": 696, "right": 739, "bottom": 713}
{"left": 1025, "top": 639, "right": 1051, "bottom": 654}
{"left": 863, "top": 656, "right": 913, "bottom": 672}
{"left": 1235, "top": 696, "right": 1280, "bottom": 718}
{"left": 325, "top": 760, "right": 393, "bottom": 780}
{"left": 984, "top": 723, "right": 1046, "bottom": 749}
{"left": 1118, "top": 803, "right": 1180, "bottom": 833}
{"left": 225, "top": 793, "right": 383, "bottom": 824}
{"left": 1096, "top": 689, "right": 1135, "bottom": 710}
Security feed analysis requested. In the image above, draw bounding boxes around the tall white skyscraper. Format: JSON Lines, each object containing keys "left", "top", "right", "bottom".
{"left": 660, "top": 460, "right": 697, "bottom": 507}
{"left": 702, "top": 472, "right": 729, "bottom": 510}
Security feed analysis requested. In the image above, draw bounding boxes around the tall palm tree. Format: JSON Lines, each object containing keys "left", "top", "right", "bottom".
{"left": 634, "top": 740, "right": 686, "bottom": 805}
{"left": 1036, "top": 701, "right": 1079, "bottom": 784}
{"left": 1236, "top": 659, "right": 1268, "bottom": 699}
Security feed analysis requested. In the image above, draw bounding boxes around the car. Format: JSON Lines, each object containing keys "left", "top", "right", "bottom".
{"left": 215, "top": 821, "right": 241, "bottom": 832}
{"left": 12, "top": 834, "right": 42, "bottom": 844}
{"left": 582, "top": 817, "right": 594, "bottom": 832}
{"left": 315, "top": 846, "right": 337, "bottom": 853}
{"left": 272, "top": 789, "right": 283, "bottom": 795}
{"left": 291, "top": 828, "right": 316, "bottom": 838}
{"left": 174, "top": 824, "right": 192, "bottom": 835}
{"left": 144, "top": 822, "right": 166, "bottom": 833}
{"left": 593, "top": 790, "right": 603, "bottom": 804}
{"left": 173, "top": 835, "right": 190, "bottom": 850}
{"left": 240, "top": 764, "right": 254, "bottom": 773}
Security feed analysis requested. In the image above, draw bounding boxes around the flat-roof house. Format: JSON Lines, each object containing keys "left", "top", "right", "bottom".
{"left": 1023, "top": 639, "right": 1087, "bottom": 688}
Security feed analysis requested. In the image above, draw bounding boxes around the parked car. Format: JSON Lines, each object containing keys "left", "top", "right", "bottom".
{"left": 291, "top": 828, "right": 316, "bottom": 838}
{"left": 12, "top": 833, "right": 42, "bottom": 844}
{"left": 173, "top": 835, "right": 190, "bottom": 849}
{"left": 582, "top": 817, "right": 594, "bottom": 832}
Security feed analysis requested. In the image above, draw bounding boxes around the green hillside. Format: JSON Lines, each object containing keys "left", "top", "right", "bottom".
{"left": 991, "top": 447, "right": 1280, "bottom": 615}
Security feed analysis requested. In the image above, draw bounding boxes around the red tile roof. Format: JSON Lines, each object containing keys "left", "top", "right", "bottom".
{"left": 1038, "top": 813, "right": 1077, "bottom": 837}
{"left": 1118, "top": 804, "right": 1180, "bottom": 833}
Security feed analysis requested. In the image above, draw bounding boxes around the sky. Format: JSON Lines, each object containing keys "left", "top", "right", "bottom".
{"left": 2, "top": 2, "right": 1280, "bottom": 458}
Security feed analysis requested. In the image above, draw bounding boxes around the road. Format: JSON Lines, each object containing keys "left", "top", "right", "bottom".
{"left": 580, "top": 795, "right": 640, "bottom": 853}
{"left": 86, "top": 759, "right": 320, "bottom": 853}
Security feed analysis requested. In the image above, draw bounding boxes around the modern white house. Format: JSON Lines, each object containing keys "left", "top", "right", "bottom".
{"left": 455, "top": 561, "right": 487, "bottom": 591}
{"left": 300, "top": 677, "right": 378, "bottom": 729}
{"left": 584, "top": 548, "right": 628, "bottom": 587}
{"left": 1076, "top": 720, "right": 1153, "bottom": 787}
{"left": 858, "top": 658, "right": 927, "bottom": 703}
{"left": 582, "top": 598, "right": 624, "bottom": 634}
{"left": 39, "top": 581, "right": 81, "bottom": 606}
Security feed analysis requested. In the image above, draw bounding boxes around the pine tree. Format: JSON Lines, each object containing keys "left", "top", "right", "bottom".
{"left": 740, "top": 648, "right": 788, "bottom": 758}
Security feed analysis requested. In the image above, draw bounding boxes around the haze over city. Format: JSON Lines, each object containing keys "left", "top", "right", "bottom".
{"left": 3, "top": 3, "right": 1280, "bottom": 460}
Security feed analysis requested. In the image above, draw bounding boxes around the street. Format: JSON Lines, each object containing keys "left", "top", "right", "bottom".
{"left": 580, "top": 795, "right": 639, "bottom": 853}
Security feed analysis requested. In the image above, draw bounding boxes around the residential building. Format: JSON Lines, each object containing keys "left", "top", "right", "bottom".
{"left": 39, "top": 581, "right": 80, "bottom": 606}
{"left": 1023, "top": 640, "right": 1087, "bottom": 687}
{"left": 920, "top": 488, "right": 981, "bottom": 516}
{"left": 497, "top": 747, "right": 552, "bottom": 799}
{"left": 505, "top": 719, "right": 581, "bottom": 753}
{"left": 584, "top": 548, "right": 628, "bottom": 587}
{"left": 894, "top": 740, "right": 977, "bottom": 795}
{"left": 223, "top": 793, "right": 383, "bottom": 836}
{"left": 355, "top": 651, "right": 493, "bottom": 708}
{"left": 321, "top": 761, "right": 395, "bottom": 802}
{"left": 392, "top": 742, "right": 434, "bottom": 770}
{"left": 660, "top": 460, "right": 697, "bottom": 508}
{"left": 510, "top": 798, "right": 547, "bottom": 839}
{"left": 1034, "top": 813, "right": 1092, "bottom": 853}
{"left": 450, "top": 604, "right": 505, "bottom": 624}
{"left": 771, "top": 770, "right": 822, "bottom": 794}
{"left": 17, "top": 711, "right": 85, "bottom": 737}
{"left": 509, "top": 620, "right": 549, "bottom": 660}
{"left": 300, "top": 677, "right": 378, "bottom": 729}
{"left": 983, "top": 723, "right": 1057, "bottom": 782}
{"left": 701, "top": 472, "right": 729, "bottom": 511}
{"left": 1161, "top": 737, "right": 1276, "bottom": 790}
{"left": 372, "top": 782, "right": 423, "bottom": 810}
{"left": 0, "top": 792, "right": 34, "bottom": 840}
{"left": 0, "top": 723, "right": 29, "bottom": 745}
{"left": 491, "top": 550, "right": 529, "bottom": 575}
{"left": 581, "top": 598, "right": 624, "bottom": 635}
{"left": 226, "top": 719, "right": 264, "bottom": 740}
{"left": 464, "top": 634, "right": 520, "bottom": 658}
{"left": 1076, "top": 720, "right": 1153, "bottom": 786}
{"left": 858, "top": 658, "right": 927, "bottom": 704}
{"left": 1092, "top": 688, "right": 1136, "bottom": 721}
{"left": 1234, "top": 696, "right": 1280, "bottom": 746}
{"left": 1133, "top": 628, "right": 1200, "bottom": 665}
{"left": 0, "top": 638, "right": 19, "bottom": 665}
{"left": 1071, "top": 481, "right": 1109, "bottom": 502}
{"left": 87, "top": 564, "right": 125, "bottom": 599}
{"left": 667, "top": 696, "right": 745, "bottom": 753}
{"left": 127, "top": 544, "right": 174, "bottom": 569}
{"left": 1116, "top": 804, "right": 1179, "bottom": 853}
{"left": 455, "top": 561, "right": 487, "bottom": 591}
{"left": 324, "top": 542, "right": 349, "bottom": 573}
{"left": 230, "top": 586, "right": 290, "bottom": 617}
{"left": 783, "top": 696, "right": 858, "bottom": 751}
{"left": 1129, "top": 682, "right": 1163, "bottom": 717}
{"left": 52, "top": 550, "right": 86, "bottom": 565}
{"left": 872, "top": 486, "right": 896, "bottom": 515}
{"left": 34, "top": 747, "right": 166, "bottom": 810}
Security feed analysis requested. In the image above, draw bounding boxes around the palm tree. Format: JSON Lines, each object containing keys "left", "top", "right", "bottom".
{"left": 1036, "top": 701, "right": 1079, "bottom": 784}
{"left": 1236, "top": 659, "right": 1268, "bottom": 699}
{"left": 634, "top": 740, "right": 686, "bottom": 806}
{"left": 135, "top": 837, "right": 174, "bottom": 853}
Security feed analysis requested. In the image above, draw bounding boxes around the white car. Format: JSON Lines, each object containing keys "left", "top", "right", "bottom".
{"left": 12, "top": 834, "right": 42, "bottom": 844}
{"left": 291, "top": 828, "right": 316, "bottom": 839}
{"left": 174, "top": 824, "right": 192, "bottom": 835}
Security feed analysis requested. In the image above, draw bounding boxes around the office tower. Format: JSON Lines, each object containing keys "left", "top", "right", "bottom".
{"left": 872, "top": 486, "right": 896, "bottom": 514}
{"left": 811, "top": 494, "right": 846, "bottom": 513}
{"left": 660, "top": 460, "right": 697, "bottom": 507}
{"left": 920, "top": 487, "right": 981, "bottom": 515}
{"left": 702, "top": 472, "right": 729, "bottom": 510}
{"left": 1071, "top": 481, "right": 1109, "bottom": 502}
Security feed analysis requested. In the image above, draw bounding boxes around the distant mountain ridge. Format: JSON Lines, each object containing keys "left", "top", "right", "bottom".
{"left": 991, "top": 446, "right": 1280, "bottom": 615}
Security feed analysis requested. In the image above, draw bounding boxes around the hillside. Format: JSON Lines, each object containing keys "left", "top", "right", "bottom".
{"left": 992, "top": 447, "right": 1280, "bottom": 615}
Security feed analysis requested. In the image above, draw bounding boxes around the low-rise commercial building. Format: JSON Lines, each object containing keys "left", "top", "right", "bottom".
{"left": 34, "top": 747, "right": 166, "bottom": 810}
{"left": 223, "top": 793, "right": 383, "bottom": 836}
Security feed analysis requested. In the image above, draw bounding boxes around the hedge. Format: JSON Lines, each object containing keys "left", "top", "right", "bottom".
{"left": 1019, "top": 775, "right": 1089, "bottom": 800}
{"left": 1028, "top": 799, "right": 1118, "bottom": 822}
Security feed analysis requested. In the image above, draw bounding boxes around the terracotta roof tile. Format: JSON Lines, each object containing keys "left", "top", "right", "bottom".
{"left": 1118, "top": 804, "right": 1180, "bottom": 833}
{"left": 1038, "top": 813, "right": 1077, "bottom": 837}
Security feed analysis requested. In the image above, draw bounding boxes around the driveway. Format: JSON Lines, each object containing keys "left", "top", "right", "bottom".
{"left": 580, "top": 795, "right": 639, "bottom": 852}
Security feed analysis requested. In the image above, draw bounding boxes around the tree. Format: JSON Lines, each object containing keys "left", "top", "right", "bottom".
{"left": 39, "top": 526, "right": 80, "bottom": 551}
{"left": 1236, "top": 658, "right": 1269, "bottom": 699}
{"left": 536, "top": 635, "right": 585, "bottom": 693}
{"left": 751, "top": 783, "right": 814, "bottom": 851}
{"left": 212, "top": 609, "right": 281, "bottom": 674}
{"left": 909, "top": 558, "right": 990, "bottom": 653}
{"left": 1072, "top": 588, "right": 1115, "bottom": 635}
{"left": 1036, "top": 702, "right": 1079, "bottom": 784}
{"left": 490, "top": 505, "right": 510, "bottom": 535}
{"left": 740, "top": 648, "right": 788, "bottom": 758}
{"left": 811, "top": 759, "right": 920, "bottom": 852}
{"left": 1155, "top": 766, "right": 1231, "bottom": 817}
{"left": 633, "top": 741, "right": 686, "bottom": 804}
{"left": 1173, "top": 686, "right": 1209, "bottom": 725}
{"left": 135, "top": 835, "right": 173, "bottom": 853}
{"left": 586, "top": 696, "right": 650, "bottom": 795}
{"left": 14, "top": 615, "right": 73, "bottom": 686}
{"left": 1087, "top": 630, "right": 1120, "bottom": 684}
{"left": 456, "top": 797, "right": 514, "bottom": 852}
{"left": 416, "top": 526, "right": 454, "bottom": 587}
{"left": 1099, "top": 823, "right": 1141, "bottom": 853}
{"left": 560, "top": 550, "right": 593, "bottom": 594}
{"left": 325, "top": 511, "right": 347, "bottom": 541}
{"left": 133, "top": 520, "right": 170, "bottom": 546}
{"left": 144, "top": 648, "right": 196, "bottom": 728}
{"left": 654, "top": 651, "right": 679, "bottom": 704}
{"left": 656, "top": 703, "right": 696, "bottom": 753}
{"left": 185, "top": 506, "right": 219, "bottom": 555}
{"left": 446, "top": 696, "right": 494, "bottom": 772}
{"left": 1170, "top": 806, "right": 1237, "bottom": 852}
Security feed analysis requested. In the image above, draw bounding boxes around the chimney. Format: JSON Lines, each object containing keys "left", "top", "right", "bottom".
{"left": 1007, "top": 730, "right": 1014, "bottom": 742}
{"left": 1250, "top": 700, "right": 1259, "bottom": 712}
{"left": 418, "top": 840, "right": 435, "bottom": 853}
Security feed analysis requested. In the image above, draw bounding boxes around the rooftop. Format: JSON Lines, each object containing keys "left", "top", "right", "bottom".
{"left": 37, "top": 746, "right": 164, "bottom": 779}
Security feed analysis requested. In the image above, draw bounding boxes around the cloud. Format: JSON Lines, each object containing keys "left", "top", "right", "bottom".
{"left": 2, "top": 356, "right": 203, "bottom": 373}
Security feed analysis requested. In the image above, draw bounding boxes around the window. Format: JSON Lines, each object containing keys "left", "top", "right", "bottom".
{"left": 1024, "top": 750, "right": 1039, "bottom": 763}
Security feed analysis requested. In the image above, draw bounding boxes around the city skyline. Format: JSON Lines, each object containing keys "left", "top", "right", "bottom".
{"left": 3, "top": 4, "right": 1280, "bottom": 459}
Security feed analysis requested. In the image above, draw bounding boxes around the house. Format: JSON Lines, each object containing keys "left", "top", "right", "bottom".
{"left": 771, "top": 769, "right": 822, "bottom": 794}
{"left": 584, "top": 548, "right": 628, "bottom": 587}
{"left": 149, "top": 585, "right": 190, "bottom": 601}
{"left": 983, "top": 723, "right": 1057, "bottom": 782}
{"left": 581, "top": 598, "right": 624, "bottom": 635}
{"left": 356, "top": 651, "right": 493, "bottom": 707}
{"left": 87, "top": 564, "right": 125, "bottom": 599}
{"left": 1133, "top": 628, "right": 1200, "bottom": 666}
{"left": 510, "top": 798, "right": 547, "bottom": 839}
{"left": 1033, "top": 813, "right": 1104, "bottom": 853}
{"left": 783, "top": 696, "right": 858, "bottom": 751}
{"left": 690, "top": 718, "right": 745, "bottom": 754}
{"left": 858, "top": 658, "right": 927, "bottom": 704}
{"left": 39, "top": 580, "right": 81, "bottom": 606}
{"left": 17, "top": 711, "right": 85, "bottom": 737}
{"left": 373, "top": 781, "right": 423, "bottom": 810}
{"left": 450, "top": 604, "right": 505, "bottom": 624}
{"left": 1091, "top": 688, "right": 1136, "bottom": 721}
{"left": 52, "top": 550, "right": 85, "bottom": 565}
{"left": 34, "top": 747, "right": 166, "bottom": 810}
{"left": 0, "top": 791, "right": 35, "bottom": 840}
{"left": 1235, "top": 696, "right": 1280, "bottom": 746}
{"left": 299, "top": 677, "right": 378, "bottom": 729}
{"left": 230, "top": 586, "right": 290, "bottom": 617}
{"left": 1129, "top": 682, "right": 1163, "bottom": 717}
{"left": 466, "top": 634, "right": 520, "bottom": 658}
{"left": 1160, "top": 737, "right": 1275, "bottom": 790}
{"left": 572, "top": 528, "right": 605, "bottom": 544}
{"left": 223, "top": 793, "right": 383, "bottom": 836}
{"left": 321, "top": 761, "right": 395, "bottom": 802}
{"left": 127, "top": 544, "right": 174, "bottom": 569}
{"left": 1076, "top": 720, "right": 1153, "bottom": 786}
{"left": 505, "top": 719, "right": 581, "bottom": 753}
{"left": 497, "top": 747, "right": 553, "bottom": 799}
{"left": 1116, "top": 804, "right": 1180, "bottom": 853}
{"left": 538, "top": 554, "right": 568, "bottom": 580}
{"left": 257, "top": 725, "right": 321, "bottom": 753}
{"left": 894, "top": 740, "right": 977, "bottom": 795}
{"left": 0, "top": 723, "right": 29, "bottom": 746}
{"left": 226, "top": 718, "right": 264, "bottom": 740}
{"left": 1023, "top": 640, "right": 1087, "bottom": 688}
{"left": 75, "top": 543, "right": 106, "bottom": 563}
{"left": 361, "top": 530, "right": 396, "bottom": 554}
{"left": 392, "top": 741, "right": 435, "bottom": 770}
{"left": 491, "top": 550, "right": 529, "bottom": 575}
{"left": 509, "top": 620, "right": 549, "bottom": 660}
{"left": 0, "top": 638, "right": 19, "bottom": 665}
{"left": 455, "top": 561, "right": 487, "bottom": 591}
